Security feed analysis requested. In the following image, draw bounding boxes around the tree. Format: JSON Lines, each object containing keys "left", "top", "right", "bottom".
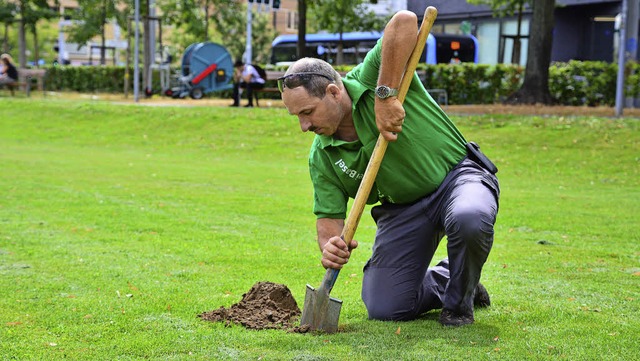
{"left": 297, "top": 0, "right": 307, "bottom": 61}
{"left": 23, "top": 1, "right": 58, "bottom": 67}
{"left": 209, "top": 2, "right": 276, "bottom": 65}
{"left": 159, "top": 0, "right": 275, "bottom": 64}
{"left": 15, "top": 0, "right": 56, "bottom": 68}
{"left": 0, "top": 1, "right": 18, "bottom": 54}
{"left": 467, "top": 0, "right": 528, "bottom": 64}
{"left": 507, "top": 0, "right": 555, "bottom": 104}
{"left": 310, "top": 0, "right": 388, "bottom": 65}
{"left": 66, "top": 0, "right": 126, "bottom": 65}
{"left": 158, "top": 0, "right": 214, "bottom": 42}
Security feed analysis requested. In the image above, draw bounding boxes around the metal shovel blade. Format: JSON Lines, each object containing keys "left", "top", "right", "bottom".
{"left": 300, "top": 284, "right": 343, "bottom": 333}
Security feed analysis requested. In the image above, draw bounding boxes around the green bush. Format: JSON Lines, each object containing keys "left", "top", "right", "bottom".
{"left": 419, "top": 63, "right": 524, "bottom": 104}
{"left": 41, "top": 61, "right": 640, "bottom": 106}
{"left": 44, "top": 65, "right": 179, "bottom": 94}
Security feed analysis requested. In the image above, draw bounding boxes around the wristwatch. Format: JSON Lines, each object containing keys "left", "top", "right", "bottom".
{"left": 375, "top": 85, "right": 399, "bottom": 99}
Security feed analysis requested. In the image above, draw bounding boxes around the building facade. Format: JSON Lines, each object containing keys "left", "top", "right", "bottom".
{"left": 408, "top": 0, "right": 633, "bottom": 65}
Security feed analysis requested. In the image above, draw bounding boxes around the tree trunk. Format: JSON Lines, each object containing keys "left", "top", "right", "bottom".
{"left": 507, "top": 0, "right": 555, "bottom": 105}
{"left": 204, "top": 2, "right": 210, "bottom": 40}
{"left": 33, "top": 26, "right": 39, "bottom": 68}
{"left": 512, "top": 2, "right": 523, "bottom": 64}
{"left": 18, "top": 0, "right": 27, "bottom": 68}
{"left": 100, "top": 1, "right": 106, "bottom": 65}
{"left": 3, "top": 23, "right": 9, "bottom": 53}
{"left": 297, "top": 0, "right": 307, "bottom": 60}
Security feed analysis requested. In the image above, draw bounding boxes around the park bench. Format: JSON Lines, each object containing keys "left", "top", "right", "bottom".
{"left": 1, "top": 68, "right": 46, "bottom": 97}
{"left": 252, "top": 70, "right": 284, "bottom": 107}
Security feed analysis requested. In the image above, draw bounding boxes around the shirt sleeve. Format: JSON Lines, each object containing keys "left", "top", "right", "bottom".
{"left": 355, "top": 38, "right": 383, "bottom": 90}
{"left": 310, "top": 158, "right": 348, "bottom": 219}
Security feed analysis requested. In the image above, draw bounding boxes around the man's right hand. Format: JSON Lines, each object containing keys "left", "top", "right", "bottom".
{"left": 321, "top": 235, "right": 359, "bottom": 270}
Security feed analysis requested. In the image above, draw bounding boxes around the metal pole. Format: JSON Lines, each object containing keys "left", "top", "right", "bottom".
{"left": 615, "top": 0, "right": 628, "bottom": 117}
{"left": 245, "top": 1, "right": 253, "bottom": 64}
{"left": 134, "top": 0, "right": 140, "bottom": 102}
{"left": 625, "top": 0, "right": 639, "bottom": 107}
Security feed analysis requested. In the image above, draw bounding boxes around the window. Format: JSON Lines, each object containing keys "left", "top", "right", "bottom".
{"left": 286, "top": 11, "right": 298, "bottom": 31}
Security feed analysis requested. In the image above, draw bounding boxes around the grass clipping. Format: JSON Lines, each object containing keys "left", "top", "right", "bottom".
{"left": 199, "top": 281, "right": 309, "bottom": 332}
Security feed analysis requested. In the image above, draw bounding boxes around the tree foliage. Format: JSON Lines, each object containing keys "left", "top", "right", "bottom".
{"left": 0, "top": 0, "right": 18, "bottom": 53}
{"left": 467, "top": 0, "right": 529, "bottom": 17}
{"left": 14, "top": 0, "right": 58, "bottom": 67}
{"left": 66, "top": 0, "right": 127, "bottom": 65}
{"left": 158, "top": 0, "right": 214, "bottom": 42}
{"left": 159, "top": 0, "right": 276, "bottom": 65}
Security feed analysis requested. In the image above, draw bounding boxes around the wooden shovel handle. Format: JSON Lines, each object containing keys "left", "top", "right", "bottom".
{"left": 341, "top": 7, "right": 438, "bottom": 245}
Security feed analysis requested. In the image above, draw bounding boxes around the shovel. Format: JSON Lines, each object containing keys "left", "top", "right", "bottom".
{"left": 300, "top": 6, "right": 439, "bottom": 334}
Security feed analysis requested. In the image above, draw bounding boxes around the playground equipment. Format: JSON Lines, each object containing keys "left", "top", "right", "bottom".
{"left": 168, "top": 42, "right": 234, "bottom": 99}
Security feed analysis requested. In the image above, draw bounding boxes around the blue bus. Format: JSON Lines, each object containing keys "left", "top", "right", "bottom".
{"left": 270, "top": 31, "right": 479, "bottom": 66}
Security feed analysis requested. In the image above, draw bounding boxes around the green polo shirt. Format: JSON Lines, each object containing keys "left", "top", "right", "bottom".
{"left": 310, "top": 39, "right": 467, "bottom": 219}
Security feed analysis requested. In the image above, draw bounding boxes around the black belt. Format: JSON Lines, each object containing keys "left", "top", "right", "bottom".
{"left": 466, "top": 142, "right": 498, "bottom": 174}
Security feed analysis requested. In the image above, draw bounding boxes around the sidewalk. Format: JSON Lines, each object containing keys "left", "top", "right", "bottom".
{"left": 29, "top": 91, "right": 640, "bottom": 117}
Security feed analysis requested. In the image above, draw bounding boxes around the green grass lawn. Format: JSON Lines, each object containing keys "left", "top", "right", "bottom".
{"left": 0, "top": 98, "right": 638, "bottom": 360}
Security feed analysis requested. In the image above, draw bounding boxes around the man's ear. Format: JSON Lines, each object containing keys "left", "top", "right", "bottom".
{"left": 327, "top": 83, "right": 341, "bottom": 99}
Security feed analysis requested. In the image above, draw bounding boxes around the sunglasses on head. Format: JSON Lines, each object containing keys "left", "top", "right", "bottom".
{"left": 276, "top": 72, "right": 334, "bottom": 93}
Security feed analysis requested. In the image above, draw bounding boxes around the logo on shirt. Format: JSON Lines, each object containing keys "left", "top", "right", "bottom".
{"left": 335, "top": 159, "right": 364, "bottom": 180}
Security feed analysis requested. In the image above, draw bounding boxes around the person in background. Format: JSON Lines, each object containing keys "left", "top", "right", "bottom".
{"left": 0, "top": 53, "right": 18, "bottom": 87}
{"left": 231, "top": 60, "right": 265, "bottom": 107}
{"left": 279, "top": 10, "right": 499, "bottom": 327}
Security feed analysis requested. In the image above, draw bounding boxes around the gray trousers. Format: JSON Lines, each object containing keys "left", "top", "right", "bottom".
{"left": 362, "top": 157, "right": 500, "bottom": 320}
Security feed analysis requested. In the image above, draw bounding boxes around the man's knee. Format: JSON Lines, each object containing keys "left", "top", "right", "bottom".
{"left": 363, "top": 294, "right": 417, "bottom": 321}
{"left": 448, "top": 210, "right": 495, "bottom": 241}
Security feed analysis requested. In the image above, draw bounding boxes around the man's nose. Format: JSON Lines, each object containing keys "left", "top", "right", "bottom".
{"left": 299, "top": 118, "right": 312, "bottom": 132}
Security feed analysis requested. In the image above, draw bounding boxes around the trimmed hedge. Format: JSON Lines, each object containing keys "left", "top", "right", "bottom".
{"left": 41, "top": 61, "right": 640, "bottom": 106}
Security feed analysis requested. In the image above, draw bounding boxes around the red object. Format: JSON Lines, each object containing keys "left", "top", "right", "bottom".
{"left": 192, "top": 63, "right": 218, "bottom": 85}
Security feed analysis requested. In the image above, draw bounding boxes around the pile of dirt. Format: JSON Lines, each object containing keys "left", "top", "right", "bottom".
{"left": 199, "top": 281, "right": 308, "bottom": 332}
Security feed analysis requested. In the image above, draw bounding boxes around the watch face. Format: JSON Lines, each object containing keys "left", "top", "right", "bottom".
{"left": 376, "top": 85, "right": 397, "bottom": 98}
{"left": 376, "top": 86, "right": 390, "bottom": 98}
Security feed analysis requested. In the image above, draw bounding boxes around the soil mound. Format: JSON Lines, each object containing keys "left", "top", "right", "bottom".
{"left": 199, "top": 281, "right": 306, "bottom": 331}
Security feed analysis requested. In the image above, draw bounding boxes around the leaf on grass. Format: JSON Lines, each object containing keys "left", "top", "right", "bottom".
{"left": 395, "top": 326, "right": 401, "bottom": 335}
{"left": 128, "top": 282, "right": 138, "bottom": 291}
{"left": 49, "top": 343, "right": 57, "bottom": 347}
{"left": 6, "top": 322, "right": 22, "bottom": 326}
{"left": 493, "top": 336, "right": 499, "bottom": 342}
{"left": 83, "top": 314, "right": 92, "bottom": 319}
{"left": 633, "top": 272, "right": 640, "bottom": 276}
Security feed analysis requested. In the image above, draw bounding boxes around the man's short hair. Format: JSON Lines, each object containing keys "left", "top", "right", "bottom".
{"left": 285, "top": 58, "right": 341, "bottom": 98}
